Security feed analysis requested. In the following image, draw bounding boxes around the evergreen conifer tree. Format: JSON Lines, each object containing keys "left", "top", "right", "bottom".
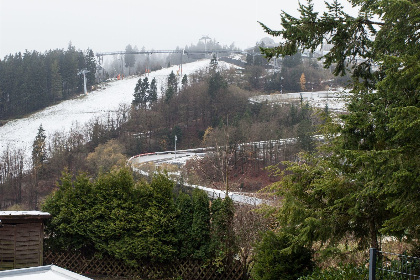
{"left": 85, "top": 49, "right": 96, "bottom": 88}
{"left": 210, "top": 197, "right": 237, "bottom": 264}
{"left": 124, "top": 44, "right": 136, "bottom": 75}
{"left": 165, "top": 71, "right": 177, "bottom": 102}
{"left": 181, "top": 74, "right": 188, "bottom": 89}
{"left": 133, "top": 77, "right": 149, "bottom": 106}
{"left": 175, "top": 192, "right": 194, "bottom": 259}
{"left": 148, "top": 77, "right": 158, "bottom": 104}
{"left": 191, "top": 188, "right": 211, "bottom": 260}
{"left": 32, "top": 124, "right": 47, "bottom": 169}
{"left": 260, "top": 0, "right": 420, "bottom": 249}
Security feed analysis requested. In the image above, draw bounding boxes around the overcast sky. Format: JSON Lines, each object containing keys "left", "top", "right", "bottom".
{"left": 0, "top": 0, "right": 356, "bottom": 58}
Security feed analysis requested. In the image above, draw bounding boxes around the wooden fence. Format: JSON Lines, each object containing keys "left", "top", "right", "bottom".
{"left": 44, "top": 251, "right": 248, "bottom": 280}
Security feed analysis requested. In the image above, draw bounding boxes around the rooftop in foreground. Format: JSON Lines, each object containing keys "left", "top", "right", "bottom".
{"left": 0, "top": 265, "right": 93, "bottom": 280}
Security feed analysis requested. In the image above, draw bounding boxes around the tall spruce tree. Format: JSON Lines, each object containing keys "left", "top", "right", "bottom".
{"left": 165, "top": 71, "right": 177, "bottom": 102}
{"left": 191, "top": 188, "right": 211, "bottom": 260}
{"left": 124, "top": 44, "right": 136, "bottom": 75}
{"left": 133, "top": 76, "right": 149, "bottom": 106}
{"left": 181, "top": 74, "right": 188, "bottom": 89}
{"left": 210, "top": 197, "right": 237, "bottom": 264}
{"left": 175, "top": 192, "right": 194, "bottom": 259}
{"left": 261, "top": 0, "right": 420, "bottom": 249}
{"left": 32, "top": 124, "right": 47, "bottom": 169}
{"left": 32, "top": 124, "right": 47, "bottom": 206}
{"left": 85, "top": 49, "right": 96, "bottom": 88}
{"left": 148, "top": 77, "right": 158, "bottom": 104}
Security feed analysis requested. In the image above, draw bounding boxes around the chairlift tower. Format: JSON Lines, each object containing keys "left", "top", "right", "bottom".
{"left": 78, "top": 69, "right": 90, "bottom": 94}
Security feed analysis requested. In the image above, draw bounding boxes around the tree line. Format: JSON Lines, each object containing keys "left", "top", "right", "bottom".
{"left": 0, "top": 43, "right": 96, "bottom": 120}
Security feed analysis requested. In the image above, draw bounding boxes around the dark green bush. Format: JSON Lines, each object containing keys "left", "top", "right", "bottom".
{"left": 251, "top": 231, "right": 314, "bottom": 280}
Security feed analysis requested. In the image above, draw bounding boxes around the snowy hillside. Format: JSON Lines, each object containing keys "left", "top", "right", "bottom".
{"left": 250, "top": 90, "right": 349, "bottom": 111}
{"left": 0, "top": 59, "right": 234, "bottom": 162}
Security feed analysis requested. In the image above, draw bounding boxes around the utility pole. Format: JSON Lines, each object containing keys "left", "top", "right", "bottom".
{"left": 174, "top": 135, "right": 177, "bottom": 159}
{"left": 281, "top": 76, "right": 284, "bottom": 94}
{"left": 224, "top": 116, "right": 229, "bottom": 197}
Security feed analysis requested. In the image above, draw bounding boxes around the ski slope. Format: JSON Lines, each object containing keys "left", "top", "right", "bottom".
{"left": 0, "top": 59, "right": 232, "bottom": 162}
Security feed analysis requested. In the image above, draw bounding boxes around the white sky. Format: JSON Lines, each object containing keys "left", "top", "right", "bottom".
{"left": 0, "top": 0, "right": 356, "bottom": 57}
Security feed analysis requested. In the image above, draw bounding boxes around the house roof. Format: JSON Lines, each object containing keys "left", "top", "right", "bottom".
{"left": 0, "top": 211, "right": 51, "bottom": 223}
{"left": 0, "top": 265, "right": 93, "bottom": 279}
{"left": 0, "top": 211, "right": 51, "bottom": 217}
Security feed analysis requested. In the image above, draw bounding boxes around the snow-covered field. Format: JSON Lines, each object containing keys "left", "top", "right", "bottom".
{"left": 0, "top": 59, "right": 232, "bottom": 162}
{"left": 250, "top": 90, "right": 349, "bottom": 111}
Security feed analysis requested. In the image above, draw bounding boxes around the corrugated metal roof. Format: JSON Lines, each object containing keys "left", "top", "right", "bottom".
{"left": 0, "top": 265, "right": 93, "bottom": 279}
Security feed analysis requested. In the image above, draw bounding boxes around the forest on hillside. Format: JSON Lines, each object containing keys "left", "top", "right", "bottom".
{"left": 0, "top": 44, "right": 97, "bottom": 121}
{"left": 0, "top": 57, "right": 325, "bottom": 210}
{"left": 0, "top": 52, "right": 326, "bottom": 279}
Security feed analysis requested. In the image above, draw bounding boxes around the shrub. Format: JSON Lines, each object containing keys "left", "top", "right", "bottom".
{"left": 251, "top": 231, "right": 314, "bottom": 280}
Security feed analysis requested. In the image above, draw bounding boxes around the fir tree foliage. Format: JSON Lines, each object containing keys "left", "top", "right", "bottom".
{"left": 165, "top": 71, "right": 178, "bottom": 102}
{"left": 124, "top": 44, "right": 136, "bottom": 74}
{"left": 32, "top": 124, "right": 47, "bottom": 168}
{"left": 133, "top": 76, "right": 149, "bottom": 106}
{"left": 43, "top": 170, "right": 178, "bottom": 264}
{"left": 43, "top": 170, "right": 241, "bottom": 265}
{"left": 175, "top": 192, "right": 194, "bottom": 259}
{"left": 296, "top": 102, "right": 315, "bottom": 152}
{"left": 251, "top": 230, "right": 313, "bottom": 280}
{"left": 0, "top": 44, "right": 97, "bottom": 120}
{"left": 84, "top": 49, "right": 97, "bottom": 88}
{"left": 261, "top": 0, "right": 420, "bottom": 249}
{"left": 148, "top": 77, "right": 158, "bottom": 103}
{"left": 181, "top": 74, "right": 188, "bottom": 89}
{"left": 190, "top": 188, "right": 211, "bottom": 260}
{"left": 208, "top": 71, "right": 228, "bottom": 99}
{"left": 210, "top": 197, "right": 237, "bottom": 264}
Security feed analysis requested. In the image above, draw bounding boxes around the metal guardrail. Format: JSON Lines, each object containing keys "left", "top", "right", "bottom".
{"left": 370, "top": 248, "right": 420, "bottom": 280}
